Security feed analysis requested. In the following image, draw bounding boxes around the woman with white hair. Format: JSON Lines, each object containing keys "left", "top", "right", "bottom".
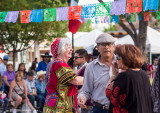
{"left": 43, "top": 38, "right": 84, "bottom": 113}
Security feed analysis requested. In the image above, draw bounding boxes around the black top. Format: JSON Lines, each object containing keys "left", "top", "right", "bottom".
{"left": 106, "top": 69, "right": 153, "bottom": 113}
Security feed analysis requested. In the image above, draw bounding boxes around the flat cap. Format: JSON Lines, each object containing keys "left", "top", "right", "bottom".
{"left": 95, "top": 33, "right": 115, "bottom": 43}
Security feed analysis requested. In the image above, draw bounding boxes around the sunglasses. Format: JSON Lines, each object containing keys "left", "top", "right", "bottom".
{"left": 116, "top": 55, "right": 122, "bottom": 60}
{"left": 74, "top": 56, "right": 83, "bottom": 59}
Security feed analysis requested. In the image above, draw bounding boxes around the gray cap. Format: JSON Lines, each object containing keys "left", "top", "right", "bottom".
{"left": 95, "top": 33, "right": 115, "bottom": 43}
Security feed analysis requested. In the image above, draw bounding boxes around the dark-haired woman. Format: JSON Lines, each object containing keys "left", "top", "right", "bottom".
{"left": 17, "top": 63, "right": 27, "bottom": 79}
{"left": 106, "top": 44, "right": 153, "bottom": 113}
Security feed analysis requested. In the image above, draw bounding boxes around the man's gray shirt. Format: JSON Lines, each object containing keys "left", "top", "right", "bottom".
{"left": 78, "top": 58, "right": 113, "bottom": 105}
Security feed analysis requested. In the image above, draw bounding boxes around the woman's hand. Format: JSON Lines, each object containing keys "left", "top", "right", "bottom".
{"left": 9, "top": 97, "right": 13, "bottom": 102}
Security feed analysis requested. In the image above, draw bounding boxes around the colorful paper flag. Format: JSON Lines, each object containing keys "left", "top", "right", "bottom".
{"left": 68, "top": 6, "right": 82, "bottom": 20}
{"left": 81, "top": 4, "right": 96, "bottom": 18}
{"left": 143, "top": 0, "right": 159, "bottom": 11}
{"left": 96, "top": 2, "right": 111, "bottom": 16}
{"left": 0, "top": 12, "right": 8, "bottom": 23}
{"left": 110, "top": 15, "right": 119, "bottom": 23}
{"left": 20, "top": 10, "right": 31, "bottom": 23}
{"left": 156, "top": 11, "right": 160, "bottom": 20}
{"left": 30, "top": 9, "right": 43, "bottom": 22}
{"left": 126, "top": 0, "right": 142, "bottom": 13}
{"left": 44, "top": 8, "right": 56, "bottom": 21}
{"left": 144, "top": 12, "right": 150, "bottom": 21}
{"left": 110, "top": 0, "right": 126, "bottom": 15}
{"left": 56, "top": 7, "right": 69, "bottom": 21}
{"left": 5, "top": 11, "right": 19, "bottom": 23}
{"left": 127, "top": 14, "right": 136, "bottom": 22}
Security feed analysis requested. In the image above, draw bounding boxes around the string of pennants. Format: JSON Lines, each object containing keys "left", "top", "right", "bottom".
{"left": 0, "top": 0, "right": 160, "bottom": 24}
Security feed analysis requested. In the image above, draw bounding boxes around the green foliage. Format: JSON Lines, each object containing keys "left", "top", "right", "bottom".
{"left": 78, "top": 23, "right": 93, "bottom": 32}
{"left": 104, "top": 24, "right": 117, "bottom": 32}
{"left": 0, "top": 0, "right": 69, "bottom": 53}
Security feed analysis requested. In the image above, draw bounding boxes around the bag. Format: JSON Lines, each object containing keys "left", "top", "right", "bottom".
{"left": 14, "top": 82, "right": 26, "bottom": 100}
{"left": 0, "top": 93, "right": 6, "bottom": 99}
{"left": 19, "top": 93, "right": 26, "bottom": 100}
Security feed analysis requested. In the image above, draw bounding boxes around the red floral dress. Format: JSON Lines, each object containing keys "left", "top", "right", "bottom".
{"left": 106, "top": 70, "right": 153, "bottom": 113}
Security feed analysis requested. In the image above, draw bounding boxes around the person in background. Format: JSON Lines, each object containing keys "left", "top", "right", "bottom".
{"left": 9, "top": 71, "right": 37, "bottom": 113}
{"left": 26, "top": 72, "right": 43, "bottom": 110}
{"left": 35, "top": 70, "right": 46, "bottom": 112}
{"left": 151, "top": 57, "right": 160, "bottom": 113}
{"left": 106, "top": 44, "right": 153, "bottom": 113}
{"left": 0, "top": 55, "right": 9, "bottom": 76}
{"left": 33, "top": 58, "right": 38, "bottom": 64}
{"left": 74, "top": 49, "right": 89, "bottom": 71}
{"left": 148, "top": 58, "right": 158, "bottom": 84}
{"left": 74, "top": 49, "right": 92, "bottom": 113}
{"left": 28, "top": 62, "right": 37, "bottom": 77}
{"left": 78, "top": 33, "right": 116, "bottom": 113}
{"left": 0, "top": 74, "right": 9, "bottom": 113}
{"left": 17, "top": 63, "right": 28, "bottom": 79}
{"left": 0, "top": 57, "right": 2, "bottom": 64}
{"left": 3, "top": 64, "right": 16, "bottom": 95}
{"left": 36, "top": 52, "right": 52, "bottom": 72}
{"left": 90, "top": 46, "right": 99, "bottom": 62}
{"left": 43, "top": 38, "right": 84, "bottom": 113}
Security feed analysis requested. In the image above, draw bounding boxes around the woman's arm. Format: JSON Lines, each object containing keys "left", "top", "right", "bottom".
{"left": 23, "top": 80, "right": 28, "bottom": 98}
{"left": 3, "top": 76, "right": 10, "bottom": 87}
{"left": 69, "top": 76, "right": 84, "bottom": 85}
{"left": 9, "top": 81, "right": 15, "bottom": 101}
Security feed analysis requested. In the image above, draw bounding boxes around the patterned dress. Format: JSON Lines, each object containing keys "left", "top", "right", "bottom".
{"left": 106, "top": 69, "right": 153, "bottom": 113}
{"left": 43, "top": 58, "right": 77, "bottom": 113}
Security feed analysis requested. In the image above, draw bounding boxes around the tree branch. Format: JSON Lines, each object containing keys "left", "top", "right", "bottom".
{"left": 118, "top": 21, "right": 137, "bottom": 42}
{"left": 128, "top": 22, "right": 137, "bottom": 37}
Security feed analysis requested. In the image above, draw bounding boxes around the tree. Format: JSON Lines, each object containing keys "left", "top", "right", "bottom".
{"left": 0, "top": 0, "right": 69, "bottom": 68}
{"left": 97, "top": 0, "right": 148, "bottom": 54}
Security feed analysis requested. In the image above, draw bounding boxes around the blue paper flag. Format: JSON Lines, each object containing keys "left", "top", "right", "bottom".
{"left": 30, "top": 9, "right": 43, "bottom": 22}
{"left": 81, "top": 4, "right": 96, "bottom": 18}
{"left": 110, "top": 15, "right": 119, "bottom": 23}
{"left": 143, "top": 0, "right": 159, "bottom": 11}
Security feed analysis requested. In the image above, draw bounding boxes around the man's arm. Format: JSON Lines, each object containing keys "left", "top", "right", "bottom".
{"left": 78, "top": 64, "right": 94, "bottom": 104}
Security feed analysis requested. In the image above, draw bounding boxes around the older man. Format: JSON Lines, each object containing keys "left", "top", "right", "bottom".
{"left": 78, "top": 33, "right": 116, "bottom": 113}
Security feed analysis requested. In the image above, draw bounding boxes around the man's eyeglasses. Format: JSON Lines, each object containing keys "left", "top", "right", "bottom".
{"left": 74, "top": 56, "right": 83, "bottom": 59}
{"left": 116, "top": 55, "right": 122, "bottom": 60}
{"left": 98, "top": 43, "right": 113, "bottom": 47}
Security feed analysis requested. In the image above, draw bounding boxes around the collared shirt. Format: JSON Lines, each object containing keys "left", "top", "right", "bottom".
{"left": 0, "top": 63, "right": 6, "bottom": 76}
{"left": 78, "top": 57, "right": 115, "bottom": 105}
{"left": 35, "top": 79, "right": 46, "bottom": 94}
{"left": 36, "top": 61, "right": 48, "bottom": 72}
{"left": 26, "top": 79, "right": 37, "bottom": 93}
{"left": 75, "top": 62, "right": 88, "bottom": 71}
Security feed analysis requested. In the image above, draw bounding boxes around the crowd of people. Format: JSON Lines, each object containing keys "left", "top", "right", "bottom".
{"left": 0, "top": 33, "right": 160, "bottom": 113}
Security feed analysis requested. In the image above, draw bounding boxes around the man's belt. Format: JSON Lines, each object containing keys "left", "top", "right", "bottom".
{"left": 93, "top": 102, "right": 109, "bottom": 110}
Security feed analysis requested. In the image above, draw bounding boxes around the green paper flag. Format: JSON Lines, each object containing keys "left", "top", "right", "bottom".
{"left": 96, "top": 2, "right": 111, "bottom": 16}
{"left": 0, "top": 12, "right": 8, "bottom": 22}
{"left": 156, "top": 11, "right": 160, "bottom": 20}
{"left": 44, "top": 8, "right": 56, "bottom": 21}
{"left": 127, "top": 14, "right": 136, "bottom": 22}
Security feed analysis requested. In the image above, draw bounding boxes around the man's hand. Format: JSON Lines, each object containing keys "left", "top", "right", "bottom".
{"left": 78, "top": 96, "right": 87, "bottom": 108}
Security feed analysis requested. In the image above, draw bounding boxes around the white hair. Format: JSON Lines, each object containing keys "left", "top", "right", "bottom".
{"left": 57, "top": 38, "right": 72, "bottom": 56}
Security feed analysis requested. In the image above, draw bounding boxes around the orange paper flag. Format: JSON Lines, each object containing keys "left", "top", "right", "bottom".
{"left": 20, "top": 10, "right": 31, "bottom": 23}
{"left": 126, "top": 0, "right": 142, "bottom": 13}
{"left": 68, "top": 6, "right": 82, "bottom": 20}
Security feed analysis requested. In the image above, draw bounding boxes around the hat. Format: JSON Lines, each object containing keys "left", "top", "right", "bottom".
{"left": 3, "top": 55, "right": 9, "bottom": 60}
{"left": 95, "top": 33, "right": 115, "bottom": 44}
{"left": 27, "top": 72, "right": 34, "bottom": 76}
{"left": 37, "top": 70, "right": 46, "bottom": 78}
{"left": 41, "top": 52, "right": 52, "bottom": 57}
{"left": 50, "top": 38, "right": 61, "bottom": 58}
